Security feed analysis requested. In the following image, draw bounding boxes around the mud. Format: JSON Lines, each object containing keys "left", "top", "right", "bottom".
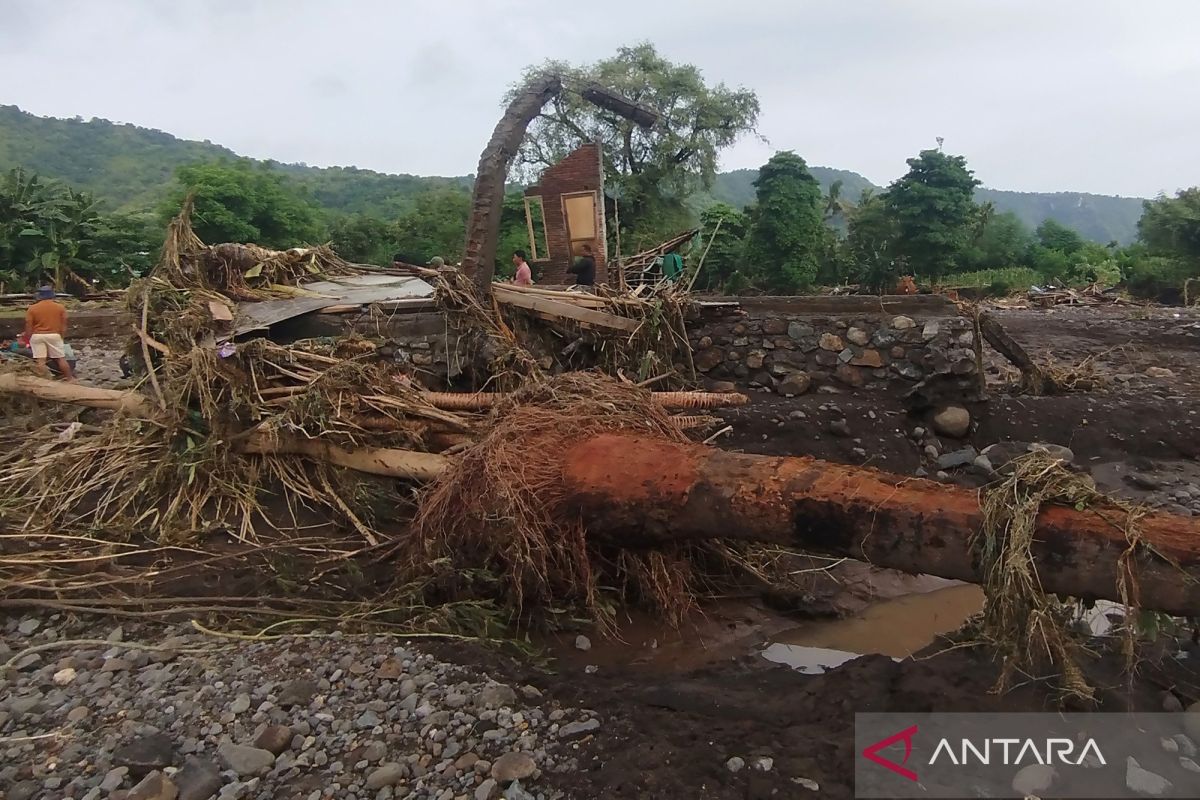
{"left": 20, "top": 301, "right": 1200, "bottom": 798}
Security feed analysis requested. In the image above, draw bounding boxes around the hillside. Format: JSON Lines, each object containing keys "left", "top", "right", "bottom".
{"left": 0, "top": 105, "right": 468, "bottom": 216}
{"left": 0, "top": 105, "right": 1148, "bottom": 242}
{"left": 705, "top": 167, "right": 1147, "bottom": 244}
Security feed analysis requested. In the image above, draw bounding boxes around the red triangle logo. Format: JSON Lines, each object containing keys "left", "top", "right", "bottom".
{"left": 863, "top": 724, "right": 919, "bottom": 782}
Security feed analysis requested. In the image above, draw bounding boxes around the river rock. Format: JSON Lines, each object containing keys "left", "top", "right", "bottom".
{"left": 475, "top": 778, "right": 498, "bottom": 800}
{"left": 558, "top": 718, "right": 600, "bottom": 740}
{"left": 818, "top": 333, "right": 843, "bottom": 352}
{"left": 1126, "top": 756, "right": 1172, "bottom": 796}
{"left": 891, "top": 315, "right": 915, "bottom": 330}
{"left": 1029, "top": 442, "right": 1074, "bottom": 463}
{"left": 228, "top": 693, "right": 250, "bottom": 714}
{"left": 787, "top": 322, "right": 814, "bottom": 340}
{"left": 366, "top": 763, "right": 407, "bottom": 789}
{"left": 574, "top": 635, "right": 591, "bottom": 651}
{"left": 217, "top": 743, "right": 274, "bottom": 777}
{"left": 931, "top": 405, "right": 970, "bottom": 438}
{"left": 725, "top": 756, "right": 745, "bottom": 773}
{"left": 173, "top": 758, "right": 223, "bottom": 800}
{"left": 101, "top": 767, "right": 130, "bottom": 792}
{"left": 16, "top": 618, "right": 39, "bottom": 635}
{"left": 127, "top": 771, "right": 178, "bottom": 800}
{"left": 491, "top": 751, "right": 536, "bottom": 782}
{"left": 936, "top": 447, "right": 977, "bottom": 470}
{"left": 114, "top": 733, "right": 176, "bottom": 778}
{"left": 1012, "top": 764, "right": 1055, "bottom": 796}
{"left": 478, "top": 683, "right": 517, "bottom": 709}
{"left": 1185, "top": 701, "right": 1200, "bottom": 741}
{"left": 777, "top": 372, "right": 811, "bottom": 397}
{"left": 846, "top": 327, "right": 870, "bottom": 346}
{"left": 275, "top": 679, "right": 317, "bottom": 708}
{"left": 1146, "top": 367, "right": 1175, "bottom": 379}
{"left": 252, "top": 725, "right": 293, "bottom": 756}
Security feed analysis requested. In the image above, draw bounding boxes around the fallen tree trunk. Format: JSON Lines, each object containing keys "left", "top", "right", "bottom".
{"left": 239, "top": 432, "right": 449, "bottom": 482}
{"left": 978, "top": 311, "right": 1059, "bottom": 394}
{"left": 557, "top": 433, "right": 1200, "bottom": 617}
{"left": 0, "top": 373, "right": 151, "bottom": 415}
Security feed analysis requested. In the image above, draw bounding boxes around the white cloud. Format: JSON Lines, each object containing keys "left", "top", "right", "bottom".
{"left": 1, "top": 0, "right": 1196, "bottom": 196}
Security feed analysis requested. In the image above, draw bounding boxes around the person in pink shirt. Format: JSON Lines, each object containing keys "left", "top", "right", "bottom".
{"left": 512, "top": 250, "right": 533, "bottom": 286}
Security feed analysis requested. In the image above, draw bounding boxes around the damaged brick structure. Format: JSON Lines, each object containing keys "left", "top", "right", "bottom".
{"left": 522, "top": 144, "right": 608, "bottom": 284}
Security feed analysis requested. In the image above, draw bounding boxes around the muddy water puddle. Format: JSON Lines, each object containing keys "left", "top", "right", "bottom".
{"left": 760, "top": 584, "right": 984, "bottom": 672}
{"left": 549, "top": 582, "right": 991, "bottom": 675}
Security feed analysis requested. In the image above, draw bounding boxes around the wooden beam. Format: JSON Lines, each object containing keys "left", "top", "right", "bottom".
{"left": 493, "top": 288, "right": 640, "bottom": 333}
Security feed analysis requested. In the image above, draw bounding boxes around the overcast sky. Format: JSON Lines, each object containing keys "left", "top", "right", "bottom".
{"left": 3, "top": 0, "right": 1196, "bottom": 198}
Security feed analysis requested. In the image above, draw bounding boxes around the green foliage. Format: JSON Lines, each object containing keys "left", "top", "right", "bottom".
{"left": 948, "top": 267, "right": 1042, "bottom": 293}
{"left": 744, "top": 152, "right": 824, "bottom": 292}
{"left": 512, "top": 43, "right": 759, "bottom": 244}
{"left": 690, "top": 203, "right": 748, "bottom": 291}
{"left": 1139, "top": 189, "right": 1200, "bottom": 264}
{"left": 885, "top": 149, "right": 981, "bottom": 281}
{"left": 1036, "top": 218, "right": 1084, "bottom": 254}
{"left": 165, "top": 161, "right": 325, "bottom": 248}
{"left": 844, "top": 190, "right": 899, "bottom": 292}
{"left": 0, "top": 167, "right": 158, "bottom": 290}
{"left": 391, "top": 188, "right": 471, "bottom": 265}
{"left": 963, "top": 211, "right": 1033, "bottom": 270}
{"left": 327, "top": 214, "right": 395, "bottom": 265}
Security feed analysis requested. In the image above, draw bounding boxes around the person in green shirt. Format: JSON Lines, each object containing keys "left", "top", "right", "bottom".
{"left": 661, "top": 246, "right": 684, "bottom": 283}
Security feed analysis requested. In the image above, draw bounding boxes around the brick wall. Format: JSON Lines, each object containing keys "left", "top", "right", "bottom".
{"left": 523, "top": 143, "right": 607, "bottom": 284}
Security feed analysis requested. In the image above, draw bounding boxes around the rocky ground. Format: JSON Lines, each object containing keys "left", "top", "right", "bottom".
{"left": 5, "top": 301, "right": 1200, "bottom": 799}
{"left": 2, "top": 617, "right": 597, "bottom": 800}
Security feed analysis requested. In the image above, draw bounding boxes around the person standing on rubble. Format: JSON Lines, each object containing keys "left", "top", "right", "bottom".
{"left": 567, "top": 243, "right": 596, "bottom": 288}
{"left": 512, "top": 250, "right": 533, "bottom": 286}
{"left": 23, "top": 285, "right": 75, "bottom": 381}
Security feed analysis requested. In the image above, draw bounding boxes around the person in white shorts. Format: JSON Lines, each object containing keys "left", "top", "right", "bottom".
{"left": 24, "top": 285, "right": 75, "bottom": 381}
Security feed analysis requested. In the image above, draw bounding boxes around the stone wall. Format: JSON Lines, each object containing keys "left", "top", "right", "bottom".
{"left": 686, "top": 296, "right": 979, "bottom": 397}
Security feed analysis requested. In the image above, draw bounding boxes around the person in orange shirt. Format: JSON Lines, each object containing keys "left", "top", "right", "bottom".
{"left": 24, "top": 286, "right": 75, "bottom": 381}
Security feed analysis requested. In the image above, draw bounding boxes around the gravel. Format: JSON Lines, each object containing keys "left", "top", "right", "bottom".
{"left": 1, "top": 613, "right": 585, "bottom": 799}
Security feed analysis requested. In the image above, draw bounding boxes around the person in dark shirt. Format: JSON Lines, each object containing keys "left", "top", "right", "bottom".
{"left": 568, "top": 243, "right": 596, "bottom": 287}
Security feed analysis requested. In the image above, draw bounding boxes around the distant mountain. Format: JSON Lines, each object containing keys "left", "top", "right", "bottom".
{"left": 0, "top": 105, "right": 470, "bottom": 216}
{"left": 705, "top": 166, "right": 1147, "bottom": 244}
{"left": 0, "top": 104, "right": 1148, "bottom": 242}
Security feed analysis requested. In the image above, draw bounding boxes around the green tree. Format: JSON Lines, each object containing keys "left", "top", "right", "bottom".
{"left": 1138, "top": 188, "right": 1200, "bottom": 265}
{"left": 690, "top": 203, "right": 748, "bottom": 291}
{"left": 328, "top": 214, "right": 397, "bottom": 265}
{"left": 845, "top": 190, "right": 900, "bottom": 292}
{"left": 391, "top": 188, "right": 470, "bottom": 264}
{"left": 885, "top": 149, "right": 980, "bottom": 280}
{"left": 165, "top": 161, "right": 325, "bottom": 248}
{"left": 963, "top": 211, "right": 1032, "bottom": 270}
{"left": 0, "top": 167, "right": 157, "bottom": 289}
{"left": 512, "top": 43, "right": 759, "bottom": 241}
{"left": 1036, "top": 218, "right": 1084, "bottom": 255}
{"left": 744, "top": 152, "right": 824, "bottom": 292}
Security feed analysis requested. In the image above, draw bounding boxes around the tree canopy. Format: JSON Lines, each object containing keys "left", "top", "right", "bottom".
{"left": 0, "top": 167, "right": 157, "bottom": 290}
{"left": 511, "top": 43, "right": 759, "bottom": 245}
{"left": 165, "top": 162, "right": 326, "bottom": 248}
{"left": 744, "top": 152, "right": 825, "bottom": 292}
{"left": 885, "top": 149, "right": 980, "bottom": 280}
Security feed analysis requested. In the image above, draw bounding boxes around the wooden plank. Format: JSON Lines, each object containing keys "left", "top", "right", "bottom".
{"left": 494, "top": 290, "right": 640, "bottom": 333}
{"left": 493, "top": 285, "right": 612, "bottom": 309}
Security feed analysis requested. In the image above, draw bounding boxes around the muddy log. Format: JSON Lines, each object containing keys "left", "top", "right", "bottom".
{"left": 560, "top": 433, "right": 1200, "bottom": 617}
{"left": 978, "top": 310, "right": 1059, "bottom": 394}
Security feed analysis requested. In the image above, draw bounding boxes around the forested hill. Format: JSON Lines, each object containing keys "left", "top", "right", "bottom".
{"left": 0, "top": 105, "right": 471, "bottom": 216}
{"left": 0, "top": 105, "right": 1146, "bottom": 242}
{"left": 707, "top": 168, "right": 1147, "bottom": 244}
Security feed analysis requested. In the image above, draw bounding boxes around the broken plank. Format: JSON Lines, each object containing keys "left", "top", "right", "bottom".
{"left": 494, "top": 289, "right": 640, "bottom": 333}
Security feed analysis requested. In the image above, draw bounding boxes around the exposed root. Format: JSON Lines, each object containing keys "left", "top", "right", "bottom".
{"left": 974, "top": 451, "right": 1147, "bottom": 703}
{"left": 408, "top": 373, "right": 755, "bottom": 630}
